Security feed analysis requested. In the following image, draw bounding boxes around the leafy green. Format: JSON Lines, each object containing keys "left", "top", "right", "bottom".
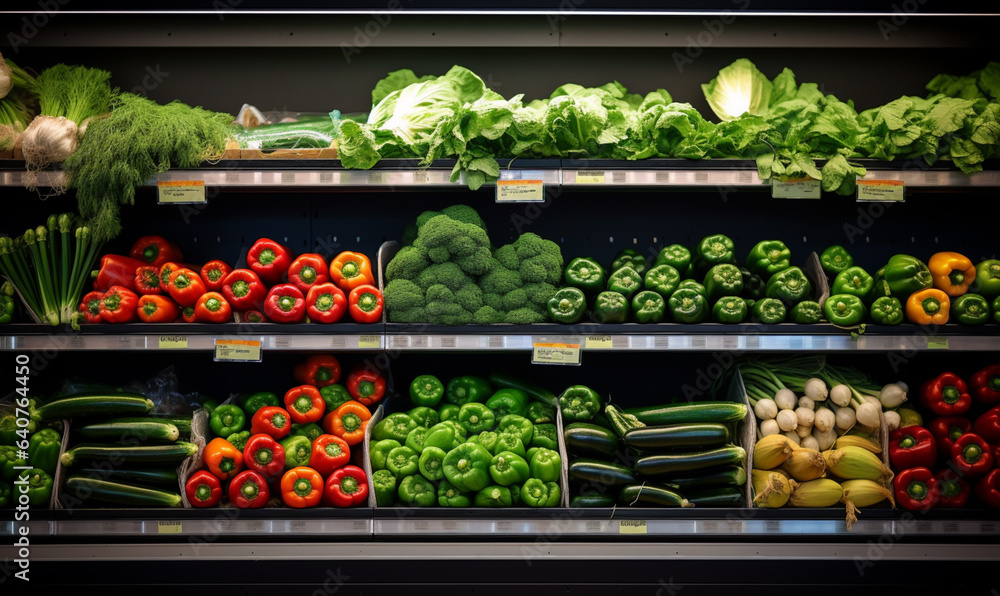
{"left": 701, "top": 58, "right": 774, "bottom": 122}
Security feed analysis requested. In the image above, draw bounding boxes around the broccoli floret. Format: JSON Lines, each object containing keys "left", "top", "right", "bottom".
{"left": 420, "top": 215, "right": 491, "bottom": 261}
{"left": 440, "top": 204, "right": 488, "bottom": 233}
{"left": 523, "top": 282, "right": 557, "bottom": 309}
{"left": 455, "top": 284, "right": 484, "bottom": 312}
{"left": 478, "top": 262, "right": 522, "bottom": 295}
{"left": 504, "top": 307, "right": 547, "bottom": 325}
{"left": 438, "top": 310, "right": 473, "bottom": 326}
{"left": 415, "top": 209, "right": 442, "bottom": 229}
{"left": 385, "top": 244, "right": 431, "bottom": 282}
{"left": 389, "top": 307, "right": 428, "bottom": 323}
{"left": 482, "top": 292, "right": 504, "bottom": 312}
{"left": 520, "top": 251, "right": 563, "bottom": 284}
{"left": 424, "top": 284, "right": 478, "bottom": 326}
{"left": 493, "top": 244, "right": 519, "bottom": 271}
{"left": 512, "top": 232, "right": 560, "bottom": 260}
{"left": 416, "top": 262, "right": 474, "bottom": 292}
{"left": 384, "top": 279, "right": 425, "bottom": 313}
{"left": 452, "top": 246, "right": 493, "bottom": 276}
{"left": 501, "top": 288, "right": 528, "bottom": 312}
{"left": 472, "top": 306, "right": 504, "bottom": 325}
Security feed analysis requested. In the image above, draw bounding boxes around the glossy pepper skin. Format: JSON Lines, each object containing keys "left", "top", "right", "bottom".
{"left": 669, "top": 288, "right": 708, "bottom": 323}
{"left": 970, "top": 365, "right": 1000, "bottom": 406}
{"left": 348, "top": 284, "right": 383, "bottom": 323}
{"left": 831, "top": 266, "right": 874, "bottom": 299}
{"left": 443, "top": 442, "right": 493, "bottom": 492}
{"left": 251, "top": 406, "right": 292, "bottom": 439}
{"left": 324, "top": 465, "right": 368, "bottom": 507}
{"left": 242, "top": 309, "right": 266, "bottom": 322}
{"left": 920, "top": 372, "right": 972, "bottom": 416}
{"left": 498, "top": 415, "right": 534, "bottom": 447}
{"left": 165, "top": 268, "right": 206, "bottom": 308}
{"left": 527, "top": 402, "right": 555, "bottom": 425}
{"left": 291, "top": 423, "right": 323, "bottom": 442}
{"left": 789, "top": 300, "right": 821, "bottom": 324}
{"left": 278, "top": 466, "right": 323, "bottom": 508}
{"left": 323, "top": 400, "right": 371, "bottom": 446}
{"left": 532, "top": 424, "right": 559, "bottom": 450}
{"left": 952, "top": 293, "right": 990, "bottom": 325}
{"left": 888, "top": 425, "right": 936, "bottom": 470}
{"left": 204, "top": 437, "right": 244, "bottom": 481}
{"left": 372, "top": 469, "right": 397, "bottom": 506}
{"left": 346, "top": 364, "right": 386, "bottom": 406}
{"left": 77, "top": 290, "right": 104, "bottom": 324}
{"left": 418, "top": 445, "right": 447, "bottom": 481}
{"left": 559, "top": 385, "right": 602, "bottom": 422}
{"left": 386, "top": 445, "right": 419, "bottom": 478}
{"left": 878, "top": 254, "right": 933, "bottom": 298}
{"left": 24, "top": 469, "right": 53, "bottom": 507}
{"left": 951, "top": 433, "right": 993, "bottom": 480}
{"left": 739, "top": 267, "right": 765, "bottom": 301}
{"left": 294, "top": 355, "right": 342, "bottom": 388}
{"left": 607, "top": 266, "right": 643, "bottom": 301}
{"left": 475, "top": 485, "right": 514, "bottom": 507}
{"left": 136, "top": 295, "right": 179, "bottom": 323}
{"left": 995, "top": 296, "right": 1000, "bottom": 324}
{"left": 194, "top": 291, "right": 232, "bottom": 323}
{"left": 970, "top": 259, "right": 1000, "bottom": 299}
{"left": 935, "top": 469, "right": 970, "bottom": 508}
{"left": 489, "top": 451, "right": 530, "bottom": 486}
{"left": 694, "top": 234, "right": 735, "bottom": 275}
{"left": 703, "top": 263, "right": 743, "bottom": 302}
{"left": 766, "top": 267, "right": 812, "bottom": 305}
{"left": 284, "top": 385, "right": 325, "bottom": 424}
{"left": 529, "top": 448, "right": 562, "bottom": 483}
{"left": 185, "top": 470, "right": 222, "bottom": 507}
{"left": 0, "top": 481, "right": 10, "bottom": 508}
{"left": 210, "top": 404, "right": 246, "bottom": 437}
{"left": 486, "top": 389, "right": 529, "bottom": 419}
{"left": 592, "top": 291, "right": 629, "bottom": 323}
{"left": 241, "top": 391, "right": 281, "bottom": 417}
{"left": 227, "top": 431, "right": 251, "bottom": 452}
{"left": 221, "top": 269, "right": 268, "bottom": 311}
{"left": 631, "top": 290, "right": 666, "bottom": 323}
{"left": 752, "top": 297, "right": 786, "bottom": 324}
{"left": 655, "top": 244, "right": 691, "bottom": 272}
{"left": 93, "top": 254, "right": 147, "bottom": 292}
{"left": 906, "top": 288, "right": 950, "bottom": 325}
{"left": 330, "top": 251, "right": 376, "bottom": 292}
{"left": 894, "top": 467, "right": 938, "bottom": 511}
{"left": 928, "top": 416, "right": 971, "bottom": 458}
{"left": 410, "top": 375, "right": 445, "bottom": 407}
{"left": 408, "top": 406, "right": 439, "bottom": 428}
{"left": 134, "top": 266, "right": 162, "bottom": 295}
{"left": 824, "top": 294, "right": 866, "bottom": 326}
{"left": 548, "top": 286, "right": 587, "bottom": 324}
{"left": 644, "top": 264, "right": 681, "bottom": 298}
{"left": 99, "top": 285, "right": 139, "bottom": 323}
{"left": 746, "top": 240, "right": 791, "bottom": 276}
{"left": 446, "top": 375, "right": 492, "bottom": 406}
{"left": 870, "top": 296, "right": 904, "bottom": 325}
{"left": 928, "top": 251, "right": 976, "bottom": 297}
{"left": 247, "top": 238, "right": 292, "bottom": 284}
{"left": 130, "top": 235, "right": 183, "bottom": 268}
{"left": 820, "top": 245, "right": 853, "bottom": 276}
{"left": 229, "top": 470, "right": 270, "bottom": 508}
{"left": 610, "top": 248, "right": 648, "bottom": 276}
{"left": 305, "top": 283, "right": 347, "bottom": 323}
{"left": 712, "top": 295, "right": 748, "bottom": 324}
{"left": 319, "top": 384, "right": 353, "bottom": 413}
{"left": 280, "top": 434, "right": 313, "bottom": 470}
{"left": 264, "top": 284, "right": 306, "bottom": 323}
{"left": 522, "top": 478, "right": 561, "bottom": 507}
{"left": 370, "top": 439, "right": 400, "bottom": 471}
{"left": 28, "top": 428, "right": 61, "bottom": 475}
{"left": 398, "top": 474, "right": 436, "bottom": 506}
{"left": 288, "top": 253, "right": 329, "bottom": 292}
{"left": 372, "top": 413, "right": 418, "bottom": 442}
{"left": 437, "top": 480, "right": 471, "bottom": 507}
{"left": 975, "top": 468, "right": 1000, "bottom": 508}
{"left": 458, "top": 402, "right": 496, "bottom": 435}
{"left": 563, "top": 257, "right": 606, "bottom": 294}
{"left": 199, "top": 260, "right": 231, "bottom": 293}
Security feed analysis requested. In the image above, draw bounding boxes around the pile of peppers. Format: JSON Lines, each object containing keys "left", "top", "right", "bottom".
{"left": 186, "top": 354, "right": 384, "bottom": 508}
{"left": 888, "top": 364, "right": 1000, "bottom": 510}
{"left": 0, "top": 411, "right": 59, "bottom": 510}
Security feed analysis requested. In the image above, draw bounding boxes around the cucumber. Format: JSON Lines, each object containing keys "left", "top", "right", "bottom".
{"left": 489, "top": 372, "right": 557, "bottom": 406}
{"left": 657, "top": 466, "right": 747, "bottom": 490}
{"left": 64, "top": 477, "right": 183, "bottom": 508}
{"left": 60, "top": 442, "right": 199, "bottom": 467}
{"left": 34, "top": 394, "right": 154, "bottom": 421}
{"left": 76, "top": 468, "right": 179, "bottom": 487}
{"left": 569, "top": 458, "right": 636, "bottom": 487}
{"left": 623, "top": 423, "right": 731, "bottom": 450}
{"left": 234, "top": 119, "right": 340, "bottom": 150}
{"left": 634, "top": 446, "right": 746, "bottom": 476}
{"left": 571, "top": 492, "right": 616, "bottom": 507}
{"left": 112, "top": 415, "right": 192, "bottom": 436}
{"left": 684, "top": 487, "right": 744, "bottom": 507}
{"left": 605, "top": 404, "right": 645, "bottom": 438}
{"left": 564, "top": 423, "right": 620, "bottom": 458}
{"left": 624, "top": 402, "right": 747, "bottom": 426}
{"left": 617, "top": 483, "right": 692, "bottom": 507}
{"left": 75, "top": 420, "right": 180, "bottom": 443}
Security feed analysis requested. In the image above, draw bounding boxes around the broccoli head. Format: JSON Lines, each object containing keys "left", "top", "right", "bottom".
{"left": 415, "top": 262, "right": 474, "bottom": 292}
{"left": 440, "top": 204, "right": 488, "bottom": 233}
{"left": 419, "top": 215, "right": 491, "bottom": 261}
{"left": 424, "top": 283, "right": 479, "bottom": 326}
{"left": 454, "top": 284, "right": 484, "bottom": 312}
{"left": 385, "top": 244, "right": 431, "bottom": 282}
{"left": 472, "top": 306, "right": 504, "bottom": 325}
{"left": 501, "top": 288, "right": 528, "bottom": 312}
{"left": 478, "top": 261, "right": 522, "bottom": 295}
{"left": 384, "top": 279, "right": 426, "bottom": 313}
{"left": 511, "top": 233, "right": 564, "bottom": 284}
{"left": 482, "top": 292, "right": 504, "bottom": 312}
{"left": 492, "top": 244, "right": 519, "bottom": 271}
{"left": 389, "top": 307, "right": 428, "bottom": 323}
{"left": 452, "top": 246, "right": 493, "bottom": 276}
{"left": 415, "top": 209, "right": 443, "bottom": 229}
{"left": 504, "top": 307, "right": 547, "bottom": 325}
{"left": 523, "top": 282, "right": 557, "bottom": 309}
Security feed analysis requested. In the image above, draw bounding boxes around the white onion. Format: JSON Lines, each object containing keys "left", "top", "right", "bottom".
{"left": 855, "top": 402, "right": 881, "bottom": 429}
{"left": 835, "top": 406, "right": 856, "bottom": 430}
{"left": 879, "top": 383, "right": 908, "bottom": 409}
{"left": 813, "top": 427, "right": 838, "bottom": 450}
{"left": 776, "top": 409, "right": 798, "bottom": 432}
{"left": 800, "top": 435, "right": 820, "bottom": 451}
{"left": 797, "top": 396, "right": 816, "bottom": 410}
{"left": 759, "top": 419, "right": 781, "bottom": 437}
{"left": 753, "top": 398, "right": 778, "bottom": 421}
{"left": 813, "top": 407, "right": 836, "bottom": 433}
{"left": 795, "top": 423, "right": 813, "bottom": 438}
{"left": 0, "top": 54, "right": 11, "bottom": 99}
{"left": 884, "top": 410, "right": 901, "bottom": 431}
{"left": 804, "top": 378, "right": 828, "bottom": 402}
{"left": 830, "top": 384, "right": 852, "bottom": 407}
{"left": 795, "top": 406, "right": 815, "bottom": 428}
{"left": 21, "top": 115, "right": 79, "bottom": 166}
{"left": 774, "top": 388, "right": 797, "bottom": 410}
{"left": 783, "top": 431, "right": 801, "bottom": 446}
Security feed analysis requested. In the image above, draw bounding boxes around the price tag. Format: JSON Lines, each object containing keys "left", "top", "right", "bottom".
{"left": 157, "top": 521, "right": 183, "bottom": 534}
{"left": 575, "top": 170, "right": 606, "bottom": 184}
{"left": 857, "top": 179, "right": 905, "bottom": 202}
{"left": 214, "top": 339, "right": 262, "bottom": 362}
{"left": 531, "top": 342, "right": 581, "bottom": 366}
{"left": 157, "top": 180, "right": 206, "bottom": 204}
{"left": 358, "top": 335, "right": 381, "bottom": 349}
{"left": 618, "top": 520, "right": 647, "bottom": 535}
{"left": 585, "top": 335, "right": 613, "bottom": 349}
{"left": 158, "top": 335, "right": 188, "bottom": 349}
{"left": 496, "top": 179, "right": 544, "bottom": 202}
{"left": 926, "top": 337, "right": 949, "bottom": 350}
{"left": 771, "top": 177, "right": 821, "bottom": 199}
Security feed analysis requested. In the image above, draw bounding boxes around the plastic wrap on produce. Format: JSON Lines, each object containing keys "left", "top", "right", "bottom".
{"left": 803, "top": 251, "right": 831, "bottom": 308}
{"left": 553, "top": 402, "right": 571, "bottom": 507}
{"left": 179, "top": 407, "right": 209, "bottom": 508}
{"left": 363, "top": 403, "right": 386, "bottom": 508}
{"left": 727, "top": 371, "right": 756, "bottom": 507}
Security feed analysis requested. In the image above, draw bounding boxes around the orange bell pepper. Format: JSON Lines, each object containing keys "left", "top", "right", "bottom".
{"left": 928, "top": 252, "right": 976, "bottom": 297}
{"left": 284, "top": 385, "right": 326, "bottom": 424}
{"left": 329, "top": 251, "right": 375, "bottom": 293}
{"left": 136, "top": 295, "right": 180, "bottom": 323}
{"left": 280, "top": 466, "right": 324, "bottom": 508}
{"left": 323, "top": 400, "right": 371, "bottom": 446}
{"left": 203, "top": 437, "right": 244, "bottom": 481}
{"left": 906, "top": 288, "right": 951, "bottom": 325}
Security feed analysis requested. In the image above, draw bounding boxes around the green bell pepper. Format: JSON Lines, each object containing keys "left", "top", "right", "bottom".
{"left": 372, "top": 468, "right": 396, "bottom": 506}
{"left": 952, "top": 293, "right": 990, "bottom": 325}
{"left": 405, "top": 425, "right": 431, "bottom": 453}
{"left": 878, "top": 254, "right": 933, "bottom": 298}
{"left": 457, "top": 402, "right": 496, "bottom": 434}
{"left": 319, "top": 384, "right": 352, "bottom": 412}
{"left": 790, "top": 300, "right": 823, "bottom": 324}
{"left": 372, "top": 413, "right": 418, "bottom": 442}
{"left": 409, "top": 374, "right": 445, "bottom": 407}
{"left": 201, "top": 398, "right": 219, "bottom": 415}
{"left": 289, "top": 423, "right": 322, "bottom": 442}
{"left": 746, "top": 240, "right": 792, "bottom": 276}
{"left": 531, "top": 424, "right": 559, "bottom": 450}
{"left": 712, "top": 296, "right": 748, "bottom": 323}
{"left": 703, "top": 263, "right": 744, "bottom": 302}
{"left": 423, "top": 423, "right": 463, "bottom": 451}
{"left": 443, "top": 442, "right": 493, "bottom": 492}
{"left": 397, "top": 474, "right": 436, "bottom": 507}
{"left": 521, "top": 478, "right": 561, "bottom": 507}
{"left": 0, "top": 281, "right": 13, "bottom": 324}
{"left": 529, "top": 448, "right": 562, "bottom": 483}
{"left": 489, "top": 451, "right": 531, "bottom": 486}
{"left": 240, "top": 391, "right": 280, "bottom": 417}
{"left": 280, "top": 434, "right": 312, "bottom": 469}
{"left": 437, "top": 403, "right": 460, "bottom": 422}
{"left": 209, "top": 404, "right": 245, "bottom": 438}
{"left": 407, "top": 406, "right": 439, "bottom": 428}
{"left": 370, "top": 439, "right": 401, "bottom": 471}
{"left": 1, "top": 445, "right": 27, "bottom": 481}
{"left": 418, "top": 445, "right": 447, "bottom": 481}
{"left": 765, "top": 266, "right": 813, "bottom": 305}
{"left": 820, "top": 245, "right": 854, "bottom": 276}
{"left": 668, "top": 288, "right": 708, "bottom": 323}
{"left": 752, "top": 297, "right": 786, "bottom": 324}
{"left": 592, "top": 291, "right": 629, "bottom": 323}
{"left": 386, "top": 445, "right": 420, "bottom": 479}
{"left": 654, "top": 244, "right": 691, "bottom": 272}
{"left": 870, "top": 296, "right": 904, "bottom": 325}
{"left": 438, "top": 480, "right": 471, "bottom": 507}
{"left": 526, "top": 401, "right": 555, "bottom": 425}
{"left": 563, "top": 257, "right": 606, "bottom": 294}
{"left": 677, "top": 279, "right": 705, "bottom": 295}
{"left": 971, "top": 260, "right": 1000, "bottom": 299}
{"left": 632, "top": 290, "right": 666, "bottom": 323}
{"left": 24, "top": 468, "right": 53, "bottom": 507}
{"left": 492, "top": 433, "right": 526, "bottom": 457}
{"left": 28, "top": 428, "right": 61, "bottom": 475}
{"left": 606, "top": 266, "right": 643, "bottom": 300}
{"left": 994, "top": 295, "right": 1000, "bottom": 324}
{"left": 548, "top": 287, "right": 587, "bottom": 324}
{"left": 497, "top": 414, "right": 534, "bottom": 446}
{"left": 485, "top": 389, "right": 529, "bottom": 418}
{"left": 831, "top": 266, "right": 874, "bottom": 299}
{"left": 610, "top": 248, "right": 648, "bottom": 276}
{"left": 0, "top": 480, "right": 10, "bottom": 508}
{"left": 824, "top": 294, "right": 867, "bottom": 326}
{"left": 476, "top": 430, "right": 501, "bottom": 454}
{"left": 0, "top": 413, "right": 19, "bottom": 445}
{"left": 474, "top": 485, "right": 514, "bottom": 507}
{"left": 558, "top": 385, "right": 602, "bottom": 422}
{"left": 694, "top": 234, "right": 736, "bottom": 274}
{"left": 226, "top": 430, "right": 252, "bottom": 452}
{"left": 445, "top": 375, "right": 492, "bottom": 406}
{"left": 740, "top": 267, "right": 765, "bottom": 300}
{"left": 643, "top": 264, "right": 681, "bottom": 298}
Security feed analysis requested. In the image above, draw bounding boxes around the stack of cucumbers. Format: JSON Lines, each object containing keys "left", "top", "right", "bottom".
{"left": 565, "top": 400, "right": 750, "bottom": 507}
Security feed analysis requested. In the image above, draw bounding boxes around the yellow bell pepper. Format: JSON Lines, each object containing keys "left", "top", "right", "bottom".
{"left": 928, "top": 252, "right": 975, "bottom": 297}
{"left": 905, "top": 288, "right": 950, "bottom": 325}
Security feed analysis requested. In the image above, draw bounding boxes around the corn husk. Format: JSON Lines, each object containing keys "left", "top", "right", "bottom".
{"left": 841, "top": 479, "right": 895, "bottom": 508}
{"left": 834, "top": 434, "right": 882, "bottom": 454}
{"left": 823, "top": 446, "right": 893, "bottom": 481}
{"left": 753, "top": 434, "right": 797, "bottom": 470}
{"left": 788, "top": 478, "right": 844, "bottom": 507}
{"left": 781, "top": 448, "right": 826, "bottom": 481}
{"left": 751, "top": 469, "right": 791, "bottom": 508}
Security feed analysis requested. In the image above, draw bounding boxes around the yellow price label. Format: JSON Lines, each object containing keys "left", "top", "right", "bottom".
{"left": 358, "top": 335, "right": 381, "bottom": 349}
{"left": 618, "top": 520, "right": 648, "bottom": 534}
{"left": 157, "top": 180, "right": 206, "bottom": 204}
{"left": 857, "top": 179, "right": 905, "bottom": 202}
{"left": 771, "top": 177, "right": 821, "bottom": 199}
{"left": 214, "top": 339, "right": 262, "bottom": 362}
{"left": 157, "top": 521, "right": 183, "bottom": 534}
{"left": 575, "top": 170, "right": 606, "bottom": 184}
{"left": 531, "top": 342, "right": 581, "bottom": 365}
{"left": 158, "top": 336, "right": 188, "bottom": 349}
{"left": 496, "top": 179, "right": 544, "bottom": 202}
{"left": 926, "top": 337, "right": 949, "bottom": 350}
{"left": 585, "top": 336, "right": 613, "bottom": 349}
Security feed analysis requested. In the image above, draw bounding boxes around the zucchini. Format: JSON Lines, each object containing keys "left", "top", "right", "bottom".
{"left": 571, "top": 492, "right": 616, "bottom": 507}
{"left": 617, "top": 483, "right": 692, "bottom": 507}
{"left": 605, "top": 404, "right": 645, "bottom": 438}
{"left": 684, "top": 487, "right": 744, "bottom": 507}
{"left": 64, "top": 476, "right": 183, "bottom": 508}
{"left": 657, "top": 466, "right": 747, "bottom": 490}
{"left": 623, "top": 423, "right": 731, "bottom": 450}
{"left": 112, "top": 415, "right": 192, "bottom": 436}
{"left": 634, "top": 446, "right": 746, "bottom": 477}
{"left": 564, "top": 423, "right": 620, "bottom": 458}
{"left": 34, "top": 393, "right": 154, "bottom": 421}
{"left": 489, "top": 372, "right": 557, "bottom": 406}
{"left": 75, "top": 420, "right": 180, "bottom": 443}
{"left": 60, "top": 442, "right": 199, "bottom": 467}
{"left": 624, "top": 402, "right": 747, "bottom": 426}
{"left": 76, "top": 468, "right": 179, "bottom": 487}
{"left": 569, "top": 458, "right": 636, "bottom": 487}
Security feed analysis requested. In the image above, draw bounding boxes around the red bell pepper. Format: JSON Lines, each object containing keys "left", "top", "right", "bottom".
{"left": 200, "top": 260, "right": 232, "bottom": 293}
{"left": 888, "top": 425, "right": 936, "bottom": 470}
{"left": 284, "top": 385, "right": 326, "bottom": 424}
{"left": 263, "top": 284, "right": 306, "bottom": 323}
{"left": 322, "top": 400, "right": 371, "bottom": 446}
{"left": 247, "top": 238, "right": 292, "bottom": 284}
{"left": 136, "top": 295, "right": 180, "bottom": 323}
{"left": 185, "top": 469, "right": 222, "bottom": 507}
{"left": 975, "top": 468, "right": 1000, "bottom": 508}
{"left": 167, "top": 268, "right": 207, "bottom": 308}
{"left": 181, "top": 306, "right": 197, "bottom": 323}
{"left": 243, "top": 433, "right": 286, "bottom": 479}
{"left": 98, "top": 285, "right": 139, "bottom": 323}
{"left": 130, "top": 235, "right": 183, "bottom": 268}
{"left": 93, "top": 254, "right": 147, "bottom": 292}
{"left": 934, "top": 469, "right": 971, "bottom": 509}
{"left": 288, "top": 253, "right": 329, "bottom": 293}
{"left": 134, "top": 266, "right": 162, "bottom": 295}
{"left": 969, "top": 364, "right": 1000, "bottom": 406}
{"left": 323, "top": 465, "right": 368, "bottom": 507}
{"left": 348, "top": 284, "right": 383, "bottom": 324}
{"left": 305, "top": 283, "right": 347, "bottom": 324}
{"left": 158, "top": 262, "right": 183, "bottom": 288}
{"left": 329, "top": 251, "right": 375, "bottom": 293}
{"left": 972, "top": 406, "right": 1000, "bottom": 443}
{"left": 928, "top": 416, "right": 972, "bottom": 458}
{"left": 229, "top": 470, "right": 270, "bottom": 509}
{"left": 919, "top": 372, "right": 972, "bottom": 416}
{"left": 951, "top": 433, "right": 993, "bottom": 480}
{"left": 221, "top": 269, "right": 268, "bottom": 312}
{"left": 293, "top": 355, "right": 342, "bottom": 388}
{"left": 346, "top": 363, "right": 386, "bottom": 407}
{"left": 242, "top": 310, "right": 266, "bottom": 323}
{"left": 77, "top": 291, "right": 104, "bottom": 324}
{"left": 893, "top": 467, "right": 938, "bottom": 511}
{"left": 194, "top": 291, "right": 232, "bottom": 324}
{"left": 250, "top": 406, "right": 291, "bottom": 439}
{"left": 281, "top": 466, "right": 324, "bottom": 508}
{"left": 309, "top": 434, "right": 351, "bottom": 477}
